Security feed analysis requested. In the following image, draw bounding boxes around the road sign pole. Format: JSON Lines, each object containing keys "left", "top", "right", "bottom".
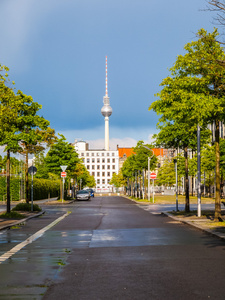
{"left": 31, "top": 172, "right": 33, "bottom": 211}
{"left": 153, "top": 178, "right": 154, "bottom": 203}
{"left": 148, "top": 157, "right": 150, "bottom": 201}
{"left": 62, "top": 178, "right": 65, "bottom": 202}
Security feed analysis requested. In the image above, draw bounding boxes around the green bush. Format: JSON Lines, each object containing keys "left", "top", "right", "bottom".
{"left": 0, "top": 211, "right": 25, "bottom": 219}
{"left": 12, "top": 202, "right": 42, "bottom": 212}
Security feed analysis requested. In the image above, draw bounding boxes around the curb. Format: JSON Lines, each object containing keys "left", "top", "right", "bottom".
{"left": 0, "top": 211, "right": 45, "bottom": 231}
{"left": 162, "top": 211, "right": 225, "bottom": 241}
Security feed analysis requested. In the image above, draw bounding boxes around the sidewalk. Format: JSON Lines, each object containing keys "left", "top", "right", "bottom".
{"left": 0, "top": 198, "right": 74, "bottom": 230}
{"left": 0, "top": 211, "right": 45, "bottom": 231}
{"left": 163, "top": 211, "right": 225, "bottom": 240}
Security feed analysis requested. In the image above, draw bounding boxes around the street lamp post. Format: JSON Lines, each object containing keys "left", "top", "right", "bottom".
{"left": 197, "top": 124, "right": 201, "bottom": 217}
{"left": 173, "top": 159, "right": 178, "bottom": 212}
{"left": 143, "top": 146, "right": 154, "bottom": 201}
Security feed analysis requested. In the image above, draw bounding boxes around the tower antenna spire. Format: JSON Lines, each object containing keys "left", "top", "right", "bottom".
{"left": 105, "top": 56, "right": 108, "bottom": 97}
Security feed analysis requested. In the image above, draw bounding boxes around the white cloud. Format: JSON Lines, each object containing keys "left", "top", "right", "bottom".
{"left": 86, "top": 137, "right": 137, "bottom": 150}
{"left": 58, "top": 126, "right": 157, "bottom": 149}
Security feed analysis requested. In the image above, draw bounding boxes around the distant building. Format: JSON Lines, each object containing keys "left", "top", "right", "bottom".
{"left": 117, "top": 146, "right": 171, "bottom": 171}
{"left": 74, "top": 140, "right": 119, "bottom": 192}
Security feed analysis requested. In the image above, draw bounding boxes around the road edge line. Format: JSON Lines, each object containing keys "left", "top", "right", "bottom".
{"left": 0, "top": 212, "right": 70, "bottom": 264}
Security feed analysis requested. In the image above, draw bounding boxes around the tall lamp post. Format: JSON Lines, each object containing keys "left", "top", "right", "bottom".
{"left": 173, "top": 159, "right": 178, "bottom": 212}
{"left": 197, "top": 124, "right": 201, "bottom": 217}
{"left": 143, "top": 146, "right": 154, "bottom": 201}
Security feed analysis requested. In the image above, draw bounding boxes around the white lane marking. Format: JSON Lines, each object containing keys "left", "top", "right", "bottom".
{"left": 0, "top": 212, "right": 69, "bottom": 264}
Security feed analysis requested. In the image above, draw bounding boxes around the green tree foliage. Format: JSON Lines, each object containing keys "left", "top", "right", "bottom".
{"left": 73, "top": 163, "right": 96, "bottom": 189}
{"left": 133, "top": 141, "right": 158, "bottom": 171}
{"left": 121, "top": 154, "right": 137, "bottom": 178}
{"left": 157, "top": 159, "right": 175, "bottom": 187}
{"left": 110, "top": 171, "right": 126, "bottom": 188}
{"left": 121, "top": 141, "right": 157, "bottom": 179}
{"left": 150, "top": 29, "right": 225, "bottom": 219}
{"left": 34, "top": 151, "right": 49, "bottom": 179}
{"left": 45, "top": 134, "right": 79, "bottom": 177}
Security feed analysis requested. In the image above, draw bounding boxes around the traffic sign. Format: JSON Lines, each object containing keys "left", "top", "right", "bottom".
{"left": 60, "top": 165, "right": 67, "bottom": 172}
{"left": 150, "top": 172, "right": 157, "bottom": 179}
{"left": 28, "top": 166, "right": 37, "bottom": 175}
{"left": 61, "top": 172, "right": 67, "bottom": 178}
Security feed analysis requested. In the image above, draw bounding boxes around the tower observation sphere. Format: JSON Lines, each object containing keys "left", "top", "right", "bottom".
{"left": 101, "top": 96, "right": 112, "bottom": 117}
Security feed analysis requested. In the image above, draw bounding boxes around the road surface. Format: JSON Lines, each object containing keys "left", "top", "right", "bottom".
{"left": 0, "top": 196, "right": 224, "bottom": 299}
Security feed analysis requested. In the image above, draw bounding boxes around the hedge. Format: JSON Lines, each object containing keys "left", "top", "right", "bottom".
{"left": 0, "top": 176, "right": 60, "bottom": 201}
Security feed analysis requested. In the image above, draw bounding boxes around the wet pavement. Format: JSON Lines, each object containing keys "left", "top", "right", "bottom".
{"left": 0, "top": 196, "right": 225, "bottom": 299}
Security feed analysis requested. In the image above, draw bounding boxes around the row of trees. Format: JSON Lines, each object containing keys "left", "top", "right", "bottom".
{"left": 0, "top": 66, "right": 94, "bottom": 212}
{"left": 149, "top": 28, "right": 225, "bottom": 221}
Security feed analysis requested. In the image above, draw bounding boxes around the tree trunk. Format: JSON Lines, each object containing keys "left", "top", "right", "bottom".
{"left": 184, "top": 146, "right": 190, "bottom": 212}
{"left": 214, "top": 120, "right": 222, "bottom": 221}
{"left": 6, "top": 149, "right": 10, "bottom": 213}
{"left": 25, "top": 149, "right": 29, "bottom": 203}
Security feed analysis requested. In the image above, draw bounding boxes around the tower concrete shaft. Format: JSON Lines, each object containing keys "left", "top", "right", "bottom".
{"left": 101, "top": 56, "right": 112, "bottom": 150}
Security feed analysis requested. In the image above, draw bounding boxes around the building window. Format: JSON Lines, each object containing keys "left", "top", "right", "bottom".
{"left": 97, "top": 165, "right": 100, "bottom": 170}
{"left": 102, "top": 153, "right": 104, "bottom": 156}
{"left": 92, "top": 153, "right": 94, "bottom": 156}
{"left": 92, "top": 158, "right": 95, "bottom": 163}
{"left": 97, "top": 172, "right": 100, "bottom": 176}
{"left": 97, "top": 153, "right": 100, "bottom": 156}
{"left": 87, "top": 165, "right": 90, "bottom": 169}
{"left": 81, "top": 153, "right": 84, "bottom": 156}
{"left": 86, "top": 153, "right": 89, "bottom": 156}
{"left": 82, "top": 158, "right": 84, "bottom": 163}
{"left": 107, "top": 165, "right": 110, "bottom": 169}
{"left": 97, "top": 179, "right": 100, "bottom": 184}
{"left": 107, "top": 179, "right": 110, "bottom": 184}
{"left": 102, "top": 179, "right": 105, "bottom": 184}
{"left": 107, "top": 152, "right": 110, "bottom": 156}
{"left": 112, "top": 165, "right": 115, "bottom": 170}
{"left": 112, "top": 158, "right": 115, "bottom": 163}
{"left": 92, "top": 172, "right": 95, "bottom": 176}
{"left": 102, "top": 172, "right": 105, "bottom": 176}
{"left": 112, "top": 153, "right": 115, "bottom": 156}
{"left": 97, "top": 158, "right": 100, "bottom": 163}
{"left": 87, "top": 158, "right": 90, "bottom": 163}
{"left": 107, "top": 172, "right": 110, "bottom": 177}
{"left": 92, "top": 165, "right": 95, "bottom": 170}
{"left": 107, "top": 158, "right": 110, "bottom": 163}
{"left": 102, "top": 165, "right": 105, "bottom": 170}
{"left": 102, "top": 159, "right": 105, "bottom": 163}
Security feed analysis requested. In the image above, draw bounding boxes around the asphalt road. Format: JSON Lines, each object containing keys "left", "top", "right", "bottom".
{"left": 0, "top": 196, "right": 225, "bottom": 299}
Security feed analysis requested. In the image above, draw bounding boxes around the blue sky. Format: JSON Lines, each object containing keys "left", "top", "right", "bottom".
{"left": 0, "top": 0, "right": 219, "bottom": 150}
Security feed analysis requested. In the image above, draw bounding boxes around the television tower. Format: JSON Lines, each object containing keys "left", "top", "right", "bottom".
{"left": 101, "top": 56, "right": 112, "bottom": 150}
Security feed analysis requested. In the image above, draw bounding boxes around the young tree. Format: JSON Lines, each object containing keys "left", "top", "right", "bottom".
{"left": 150, "top": 29, "right": 225, "bottom": 219}
{"left": 0, "top": 84, "right": 25, "bottom": 212}
{"left": 45, "top": 134, "right": 79, "bottom": 177}
{"left": 133, "top": 141, "right": 158, "bottom": 171}
{"left": 34, "top": 151, "right": 49, "bottom": 179}
{"left": 73, "top": 163, "right": 96, "bottom": 189}
{"left": 157, "top": 159, "right": 175, "bottom": 187}
{"left": 110, "top": 171, "right": 126, "bottom": 188}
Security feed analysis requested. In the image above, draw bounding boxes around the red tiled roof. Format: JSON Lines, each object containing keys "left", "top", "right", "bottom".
{"left": 118, "top": 147, "right": 165, "bottom": 158}
{"left": 118, "top": 148, "right": 134, "bottom": 158}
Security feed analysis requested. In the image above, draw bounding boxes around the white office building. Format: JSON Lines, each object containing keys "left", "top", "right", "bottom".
{"left": 74, "top": 140, "right": 119, "bottom": 193}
